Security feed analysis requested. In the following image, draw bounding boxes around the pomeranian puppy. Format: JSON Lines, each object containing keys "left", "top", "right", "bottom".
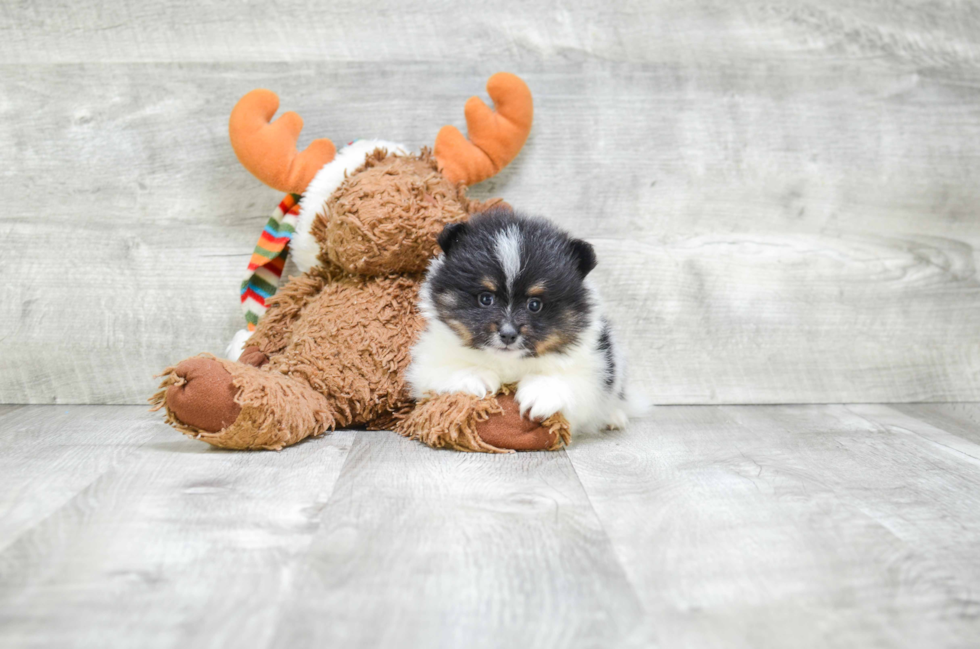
{"left": 407, "top": 207, "right": 643, "bottom": 434}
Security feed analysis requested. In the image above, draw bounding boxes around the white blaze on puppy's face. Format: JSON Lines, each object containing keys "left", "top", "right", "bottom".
{"left": 493, "top": 225, "right": 523, "bottom": 294}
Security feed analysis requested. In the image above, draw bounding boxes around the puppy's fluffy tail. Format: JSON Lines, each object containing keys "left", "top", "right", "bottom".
{"left": 623, "top": 387, "right": 653, "bottom": 419}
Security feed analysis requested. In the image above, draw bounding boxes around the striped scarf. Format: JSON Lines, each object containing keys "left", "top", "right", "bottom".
{"left": 240, "top": 193, "right": 302, "bottom": 331}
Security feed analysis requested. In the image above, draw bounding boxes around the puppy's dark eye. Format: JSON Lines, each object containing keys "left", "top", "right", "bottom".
{"left": 478, "top": 292, "right": 495, "bottom": 307}
{"left": 527, "top": 298, "right": 543, "bottom": 313}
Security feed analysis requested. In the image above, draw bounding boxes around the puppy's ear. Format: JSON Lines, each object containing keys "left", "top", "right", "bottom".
{"left": 570, "top": 239, "right": 597, "bottom": 277}
{"left": 437, "top": 221, "right": 469, "bottom": 254}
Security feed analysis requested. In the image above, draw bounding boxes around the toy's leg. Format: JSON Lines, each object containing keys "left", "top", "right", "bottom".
{"left": 394, "top": 390, "right": 570, "bottom": 453}
{"left": 150, "top": 355, "right": 335, "bottom": 450}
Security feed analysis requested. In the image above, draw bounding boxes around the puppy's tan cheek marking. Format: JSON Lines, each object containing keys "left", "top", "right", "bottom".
{"left": 489, "top": 323, "right": 499, "bottom": 333}
{"left": 527, "top": 282, "right": 546, "bottom": 296}
{"left": 447, "top": 320, "right": 473, "bottom": 346}
{"left": 535, "top": 333, "right": 567, "bottom": 356}
{"left": 481, "top": 278, "right": 497, "bottom": 292}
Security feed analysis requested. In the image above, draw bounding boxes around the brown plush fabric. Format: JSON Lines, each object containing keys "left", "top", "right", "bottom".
{"left": 466, "top": 197, "right": 510, "bottom": 215}
{"left": 260, "top": 272, "right": 425, "bottom": 427}
{"left": 238, "top": 346, "right": 268, "bottom": 368}
{"left": 152, "top": 354, "right": 334, "bottom": 450}
{"left": 157, "top": 356, "right": 241, "bottom": 433}
{"left": 314, "top": 150, "right": 470, "bottom": 276}
{"left": 394, "top": 390, "right": 511, "bottom": 453}
{"left": 153, "top": 150, "right": 562, "bottom": 453}
{"left": 249, "top": 266, "right": 333, "bottom": 355}
{"left": 394, "top": 389, "right": 570, "bottom": 453}
{"left": 472, "top": 393, "right": 570, "bottom": 451}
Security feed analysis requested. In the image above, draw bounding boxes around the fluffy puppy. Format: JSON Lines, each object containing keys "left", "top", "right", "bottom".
{"left": 407, "top": 207, "right": 643, "bottom": 434}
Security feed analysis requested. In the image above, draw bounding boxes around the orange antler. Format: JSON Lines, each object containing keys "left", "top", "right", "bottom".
{"left": 228, "top": 89, "right": 336, "bottom": 194}
{"left": 434, "top": 73, "right": 533, "bottom": 186}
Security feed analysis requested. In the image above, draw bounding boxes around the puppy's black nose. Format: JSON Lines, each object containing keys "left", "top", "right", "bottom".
{"left": 499, "top": 323, "right": 519, "bottom": 345}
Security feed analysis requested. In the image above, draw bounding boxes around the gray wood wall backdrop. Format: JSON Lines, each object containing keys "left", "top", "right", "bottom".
{"left": 2, "top": 1, "right": 979, "bottom": 405}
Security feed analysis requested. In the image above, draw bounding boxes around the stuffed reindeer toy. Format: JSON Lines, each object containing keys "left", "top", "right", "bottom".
{"left": 152, "top": 73, "right": 570, "bottom": 452}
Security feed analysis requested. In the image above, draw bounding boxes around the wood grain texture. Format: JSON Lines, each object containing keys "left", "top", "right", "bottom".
{"left": 566, "top": 405, "right": 980, "bottom": 648}
{"left": 2, "top": 3, "right": 980, "bottom": 404}
{"left": 0, "top": 407, "right": 354, "bottom": 648}
{"left": 4, "top": 404, "right": 980, "bottom": 647}
{"left": 0, "top": 405, "right": 23, "bottom": 419}
{"left": 2, "top": 1, "right": 979, "bottom": 65}
{"left": 890, "top": 403, "right": 980, "bottom": 447}
{"left": 0, "top": 406, "right": 162, "bottom": 552}
{"left": 848, "top": 403, "right": 980, "bottom": 464}
{"left": 271, "top": 430, "right": 643, "bottom": 649}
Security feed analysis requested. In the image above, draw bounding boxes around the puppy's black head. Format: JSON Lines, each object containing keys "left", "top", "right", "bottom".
{"left": 428, "top": 207, "right": 596, "bottom": 356}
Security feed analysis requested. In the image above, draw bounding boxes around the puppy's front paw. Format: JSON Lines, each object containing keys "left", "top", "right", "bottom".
{"left": 515, "top": 375, "right": 572, "bottom": 422}
{"left": 444, "top": 368, "right": 502, "bottom": 398}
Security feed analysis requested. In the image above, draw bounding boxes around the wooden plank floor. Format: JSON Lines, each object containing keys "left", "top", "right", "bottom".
{"left": 1, "top": 404, "right": 979, "bottom": 648}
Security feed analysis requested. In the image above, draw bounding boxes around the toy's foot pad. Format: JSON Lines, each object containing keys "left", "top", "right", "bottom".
{"left": 165, "top": 357, "right": 241, "bottom": 433}
{"left": 475, "top": 393, "right": 560, "bottom": 451}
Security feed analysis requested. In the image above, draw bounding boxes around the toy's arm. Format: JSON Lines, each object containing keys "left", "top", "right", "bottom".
{"left": 247, "top": 266, "right": 332, "bottom": 357}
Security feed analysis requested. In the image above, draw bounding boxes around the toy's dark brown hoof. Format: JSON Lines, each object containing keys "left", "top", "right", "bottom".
{"left": 165, "top": 357, "right": 241, "bottom": 432}
{"left": 474, "top": 393, "right": 559, "bottom": 451}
